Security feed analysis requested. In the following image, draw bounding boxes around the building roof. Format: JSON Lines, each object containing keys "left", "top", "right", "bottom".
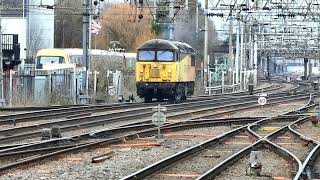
{"left": 36, "top": 48, "right": 132, "bottom": 57}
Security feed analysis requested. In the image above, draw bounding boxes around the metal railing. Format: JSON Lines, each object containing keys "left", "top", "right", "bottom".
{"left": 205, "top": 83, "right": 241, "bottom": 95}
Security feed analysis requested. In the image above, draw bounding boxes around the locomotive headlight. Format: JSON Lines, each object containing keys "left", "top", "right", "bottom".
{"left": 140, "top": 69, "right": 143, "bottom": 77}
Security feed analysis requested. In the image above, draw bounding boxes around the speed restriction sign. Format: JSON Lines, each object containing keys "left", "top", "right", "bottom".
{"left": 108, "top": 89, "right": 116, "bottom": 96}
{"left": 258, "top": 97, "right": 267, "bottom": 105}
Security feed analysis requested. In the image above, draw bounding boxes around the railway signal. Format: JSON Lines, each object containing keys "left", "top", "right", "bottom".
{"left": 108, "top": 86, "right": 116, "bottom": 96}
{"left": 152, "top": 104, "right": 167, "bottom": 138}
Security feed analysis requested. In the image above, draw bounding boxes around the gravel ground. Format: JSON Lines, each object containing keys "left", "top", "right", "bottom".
{"left": 214, "top": 148, "right": 294, "bottom": 180}
{"left": 1, "top": 126, "right": 232, "bottom": 180}
{"left": 2, "top": 97, "right": 270, "bottom": 145}
{"left": 272, "top": 131, "right": 313, "bottom": 161}
{"left": 0, "top": 116, "right": 152, "bottom": 146}
{"left": 0, "top": 111, "right": 32, "bottom": 116}
{"left": 220, "top": 100, "right": 307, "bottom": 118}
{"left": 254, "top": 120, "right": 295, "bottom": 137}
{"left": 0, "top": 98, "right": 307, "bottom": 179}
{"left": 0, "top": 107, "right": 146, "bottom": 129}
{"left": 256, "top": 82, "right": 272, "bottom": 89}
{"left": 254, "top": 82, "right": 294, "bottom": 94}
{"left": 0, "top": 117, "right": 67, "bottom": 132}
{"left": 295, "top": 120, "right": 320, "bottom": 141}
{"left": 269, "top": 83, "right": 295, "bottom": 93}
{"left": 146, "top": 132, "right": 253, "bottom": 180}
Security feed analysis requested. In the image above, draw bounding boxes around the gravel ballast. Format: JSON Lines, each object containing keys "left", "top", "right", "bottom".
{"left": 214, "top": 148, "right": 294, "bottom": 180}
{"left": 1, "top": 99, "right": 308, "bottom": 179}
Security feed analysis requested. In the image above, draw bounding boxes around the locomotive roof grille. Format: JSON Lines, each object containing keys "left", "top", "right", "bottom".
{"left": 137, "top": 39, "right": 195, "bottom": 54}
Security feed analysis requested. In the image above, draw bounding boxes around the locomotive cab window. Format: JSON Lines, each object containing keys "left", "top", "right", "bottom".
{"left": 138, "top": 50, "right": 155, "bottom": 61}
{"left": 157, "top": 50, "right": 174, "bottom": 61}
{"left": 191, "top": 55, "right": 195, "bottom": 66}
{"left": 37, "top": 56, "right": 64, "bottom": 65}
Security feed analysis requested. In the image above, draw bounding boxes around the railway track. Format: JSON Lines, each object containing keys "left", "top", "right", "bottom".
{"left": 0, "top": 92, "right": 311, "bottom": 176}
{"left": 0, "top": 80, "right": 293, "bottom": 119}
{"left": 121, "top": 94, "right": 315, "bottom": 179}
{"left": 0, "top": 117, "right": 264, "bottom": 174}
{"left": 0, "top": 81, "right": 299, "bottom": 145}
{"left": 0, "top": 93, "right": 309, "bottom": 146}
{"left": 198, "top": 105, "right": 318, "bottom": 179}
{"left": 0, "top": 79, "right": 312, "bottom": 178}
{"left": 290, "top": 112, "right": 320, "bottom": 179}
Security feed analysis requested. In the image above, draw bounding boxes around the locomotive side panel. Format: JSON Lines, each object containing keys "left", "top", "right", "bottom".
{"left": 178, "top": 54, "right": 195, "bottom": 82}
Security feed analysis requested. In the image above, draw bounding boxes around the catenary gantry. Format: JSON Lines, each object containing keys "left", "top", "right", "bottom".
{"left": 209, "top": 0, "right": 320, "bottom": 59}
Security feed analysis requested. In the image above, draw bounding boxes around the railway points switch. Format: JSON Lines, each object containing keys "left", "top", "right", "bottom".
{"left": 51, "top": 126, "right": 62, "bottom": 138}
{"left": 248, "top": 151, "right": 262, "bottom": 176}
{"left": 41, "top": 128, "right": 52, "bottom": 140}
{"left": 313, "top": 81, "right": 319, "bottom": 90}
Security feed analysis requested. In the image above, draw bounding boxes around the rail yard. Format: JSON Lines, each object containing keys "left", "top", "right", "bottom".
{"left": 0, "top": 0, "right": 320, "bottom": 179}
{"left": 0, "top": 77, "right": 315, "bottom": 180}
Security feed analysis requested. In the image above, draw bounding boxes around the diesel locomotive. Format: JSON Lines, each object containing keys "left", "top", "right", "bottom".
{"left": 136, "top": 39, "right": 196, "bottom": 102}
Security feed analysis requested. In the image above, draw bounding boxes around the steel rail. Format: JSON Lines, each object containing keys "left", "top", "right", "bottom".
{"left": 0, "top": 88, "right": 286, "bottom": 127}
{"left": 0, "top": 116, "right": 266, "bottom": 173}
{"left": 299, "top": 145, "right": 320, "bottom": 179}
{"left": 121, "top": 94, "right": 314, "bottom": 180}
{"left": 197, "top": 139, "right": 303, "bottom": 180}
{"left": 0, "top": 104, "right": 89, "bottom": 111}
{"left": 0, "top": 94, "right": 311, "bottom": 175}
{"left": 0, "top": 79, "right": 297, "bottom": 122}
{"left": 0, "top": 93, "right": 309, "bottom": 145}
{"left": 0, "top": 93, "right": 303, "bottom": 153}
{"left": 0, "top": 117, "right": 260, "bottom": 154}
{"left": 197, "top": 95, "right": 315, "bottom": 180}
{"left": 0, "top": 101, "right": 169, "bottom": 124}
{"left": 0, "top": 117, "right": 262, "bottom": 158}
{"left": 288, "top": 111, "right": 320, "bottom": 179}
{"left": 0, "top": 84, "right": 307, "bottom": 174}
{"left": 0, "top": 96, "right": 267, "bottom": 137}
{"left": 0, "top": 117, "right": 261, "bottom": 155}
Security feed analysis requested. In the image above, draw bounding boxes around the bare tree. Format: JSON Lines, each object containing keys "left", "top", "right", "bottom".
{"left": 28, "top": 25, "right": 43, "bottom": 59}
{"left": 96, "top": 3, "right": 158, "bottom": 51}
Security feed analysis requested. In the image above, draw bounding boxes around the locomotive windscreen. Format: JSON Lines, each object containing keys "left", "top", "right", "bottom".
{"left": 138, "top": 50, "right": 174, "bottom": 62}
{"left": 138, "top": 50, "right": 155, "bottom": 61}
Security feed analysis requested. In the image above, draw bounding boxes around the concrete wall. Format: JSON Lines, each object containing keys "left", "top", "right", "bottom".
{"left": 2, "top": 18, "right": 27, "bottom": 61}
{"left": 1, "top": 0, "right": 54, "bottom": 69}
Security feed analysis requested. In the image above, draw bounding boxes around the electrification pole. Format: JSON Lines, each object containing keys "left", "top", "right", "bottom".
{"left": 204, "top": 0, "right": 208, "bottom": 88}
{"left": 235, "top": 13, "right": 240, "bottom": 86}
{"left": 195, "top": 1, "right": 199, "bottom": 36}
{"left": 153, "top": 0, "right": 157, "bottom": 20}
{"left": 240, "top": 21, "right": 244, "bottom": 90}
{"left": 0, "top": 3, "right": 4, "bottom": 106}
{"left": 82, "top": 0, "right": 90, "bottom": 104}
{"left": 228, "top": 7, "right": 233, "bottom": 86}
{"left": 169, "top": 0, "right": 174, "bottom": 40}
{"left": 253, "top": 33, "right": 258, "bottom": 87}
